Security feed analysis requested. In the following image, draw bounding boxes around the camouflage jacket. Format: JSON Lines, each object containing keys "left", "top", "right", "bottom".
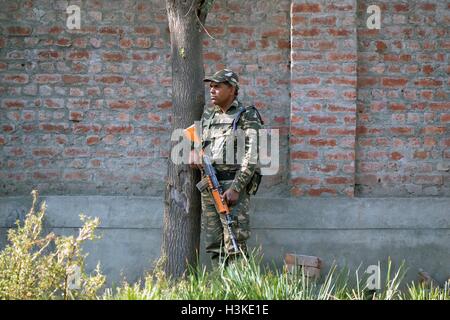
{"left": 200, "top": 99, "right": 262, "bottom": 193}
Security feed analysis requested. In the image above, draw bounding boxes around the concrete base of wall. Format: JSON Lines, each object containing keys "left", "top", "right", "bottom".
{"left": 1, "top": 195, "right": 449, "bottom": 286}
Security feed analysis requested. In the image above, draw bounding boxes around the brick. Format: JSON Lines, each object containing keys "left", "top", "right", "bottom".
{"left": 228, "top": 26, "right": 254, "bottom": 36}
{"left": 325, "top": 177, "right": 353, "bottom": 184}
{"left": 414, "top": 175, "right": 443, "bottom": 185}
{"left": 291, "top": 53, "right": 323, "bottom": 61}
{"left": 293, "top": 28, "right": 321, "bottom": 37}
{"left": 308, "top": 40, "right": 336, "bottom": 50}
{"left": 414, "top": 151, "right": 429, "bottom": 160}
{"left": 325, "top": 77, "right": 356, "bottom": 86}
{"left": 310, "top": 164, "right": 338, "bottom": 173}
{"left": 36, "top": 74, "right": 62, "bottom": 84}
{"left": 39, "top": 123, "right": 69, "bottom": 133}
{"left": 291, "top": 151, "right": 318, "bottom": 160}
{"left": 105, "top": 125, "right": 133, "bottom": 135}
{"left": 390, "top": 152, "right": 404, "bottom": 160}
{"left": 86, "top": 136, "right": 100, "bottom": 145}
{"left": 260, "top": 53, "right": 284, "bottom": 64}
{"left": 63, "top": 75, "right": 90, "bottom": 85}
{"left": 292, "top": 3, "right": 321, "bottom": 12}
{"left": 292, "top": 16, "right": 308, "bottom": 25}
{"left": 102, "top": 52, "right": 126, "bottom": 62}
{"left": 3, "top": 74, "right": 29, "bottom": 84}
{"left": 157, "top": 101, "right": 172, "bottom": 109}
{"left": 414, "top": 78, "right": 443, "bottom": 87}
{"left": 382, "top": 78, "right": 408, "bottom": 87}
{"left": 308, "top": 188, "right": 337, "bottom": 196}
{"left": 277, "top": 39, "right": 290, "bottom": 49}
{"left": 95, "top": 76, "right": 124, "bottom": 84}
{"left": 358, "top": 77, "right": 378, "bottom": 87}
{"left": 309, "top": 115, "right": 337, "bottom": 124}
{"left": 2, "top": 124, "right": 15, "bottom": 133}
{"left": 327, "top": 28, "right": 351, "bottom": 37}
{"left": 67, "top": 51, "right": 90, "bottom": 60}
{"left": 32, "top": 148, "right": 58, "bottom": 157}
{"left": 306, "top": 89, "right": 335, "bottom": 99}
{"left": 440, "top": 114, "right": 450, "bottom": 123}
{"left": 311, "top": 16, "right": 337, "bottom": 26}
{"left": 131, "top": 52, "right": 159, "bottom": 61}
{"left": 204, "top": 52, "right": 222, "bottom": 61}
{"left": 73, "top": 124, "right": 101, "bottom": 134}
{"left": 7, "top": 26, "right": 32, "bottom": 36}
{"left": 205, "top": 26, "right": 225, "bottom": 36}
{"left": 420, "top": 126, "right": 446, "bottom": 135}
{"left": 5, "top": 147, "right": 24, "bottom": 157}
{"left": 134, "top": 26, "right": 160, "bottom": 35}
{"left": 99, "top": 27, "right": 123, "bottom": 35}
{"left": 42, "top": 99, "right": 63, "bottom": 109}
{"left": 327, "top": 53, "right": 357, "bottom": 61}
{"left": 309, "top": 138, "right": 337, "bottom": 147}
{"left": 420, "top": 3, "right": 436, "bottom": 11}
{"left": 291, "top": 128, "right": 320, "bottom": 136}
{"left": 390, "top": 127, "right": 414, "bottom": 135}
{"left": 33, "top": 171, "right": 59, "bottom": 180}
{"left": 429, "top": 102, "right": 449, "bottom": 111}
{"left": 64, "top": 171, "right": 89, "bottom": 181}
{"left": 325, "top": 152, "right": 355, "bottom": 161}
{"left": 119, "top": 38, "right": 132, "bottom": 48}
{"left": 64, "top": 148, "right": 89, "bottom": 157}
{"left": 327, "top": 128, "right": 354, "bottom": 135}
{"left": 107, "top": 100, "right": 136, "bottom": 110}
{"left": 285, "top": 254, "right": 322, "bottom": 268}
{"left": 55, "top": 38, "right": 71, "bottom": 46}
{"left": 2, "top": 99, "right": 25, "bottom": 108}
{"left": 389, "top": 103, "right": 407, "bottom": 111}
{"left": 291, "top": 177, "right": 320, "bottom": 185}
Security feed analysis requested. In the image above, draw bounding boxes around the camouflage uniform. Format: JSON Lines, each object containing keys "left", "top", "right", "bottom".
{"left": 200, "top": 70, "right": 262, "bottom": 263}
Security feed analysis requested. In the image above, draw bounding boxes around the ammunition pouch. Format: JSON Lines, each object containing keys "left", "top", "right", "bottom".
{"left": 246, "top": 168, "right": 262, "bottom": 195}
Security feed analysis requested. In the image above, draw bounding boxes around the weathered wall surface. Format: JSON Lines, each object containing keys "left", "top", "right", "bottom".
{"left": 1, "top": 195, "right": 449, "bottom": 285}
{"left": 0, "top": 0, "right": 291, "bottom": 197}
{"left": 289, "top": 0, "right": 358, "bottom": 197}
{"left": 356, "top": 0, "right": 450, "bottom": 196}
{"left": 2, "top": 0, "right": 447, "bottom": 198}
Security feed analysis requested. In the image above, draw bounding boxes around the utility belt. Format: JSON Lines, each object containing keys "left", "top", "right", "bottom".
{"left": 213, "top": 170, "right": 262, "bottom": 196}
{"left": 215, "top": 171, "right": 236, "bottom": 181}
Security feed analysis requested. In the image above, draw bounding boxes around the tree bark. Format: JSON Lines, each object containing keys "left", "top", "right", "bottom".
{"left": 162, "top": 0, "right": 209, "bottom": 278}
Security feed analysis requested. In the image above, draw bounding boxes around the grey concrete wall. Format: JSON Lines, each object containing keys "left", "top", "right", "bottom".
{"left": 1, "top": 195, "right": 449, "bottom": 286}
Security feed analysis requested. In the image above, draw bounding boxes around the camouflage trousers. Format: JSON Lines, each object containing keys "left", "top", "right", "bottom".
{"left": 201, "top": 179, "right": 251, "bottom": 264}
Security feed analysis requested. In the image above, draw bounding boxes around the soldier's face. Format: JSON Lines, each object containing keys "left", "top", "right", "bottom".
{"left": 209, "top": 82, "right": 234, "bottom": 106}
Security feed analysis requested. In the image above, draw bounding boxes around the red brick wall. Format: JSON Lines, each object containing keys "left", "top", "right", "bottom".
{"left": 356, "top": 1, "right": 449, "bottom": 196}
{"left": 289, "top": 0, "right": 357, "bottom": 197}
{"left": 0, "top": 0, "right": 172, "bottom": 195}
{"left": 204, "top": 0, "right": 291, "bottom": 196}
{"left": 0, "top": 0, "right": 448, "bottom": 197}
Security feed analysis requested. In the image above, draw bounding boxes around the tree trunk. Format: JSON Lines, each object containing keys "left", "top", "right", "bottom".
{"left": 161, "top": 0, "right": 209, "bottom": 278}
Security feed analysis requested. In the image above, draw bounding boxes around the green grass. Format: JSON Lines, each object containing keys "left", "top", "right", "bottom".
{"left": 103, "top": 251, "right": 450, "bottom": 300}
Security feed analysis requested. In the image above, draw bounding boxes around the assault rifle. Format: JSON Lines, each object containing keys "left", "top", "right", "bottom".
{"left": 184, "top": 124, "right": 240, "bottom": 253}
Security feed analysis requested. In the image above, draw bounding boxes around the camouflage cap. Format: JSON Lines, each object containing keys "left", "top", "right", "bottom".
{"left": 204, "top": 69, "right": 239, "bottom": 88}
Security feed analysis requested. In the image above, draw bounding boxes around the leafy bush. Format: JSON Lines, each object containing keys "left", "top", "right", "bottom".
{"left": 0, "top": 190, "right": 105, "bottom": 300}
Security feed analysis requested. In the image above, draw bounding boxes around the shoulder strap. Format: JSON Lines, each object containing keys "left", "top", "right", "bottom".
{"left": 231, "top": 105, "right": 264, "bottom": 132}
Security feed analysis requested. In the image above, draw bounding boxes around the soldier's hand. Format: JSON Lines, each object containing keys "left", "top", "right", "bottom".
{"left": 222, "top": 188, "right": 239, "bottom": 206}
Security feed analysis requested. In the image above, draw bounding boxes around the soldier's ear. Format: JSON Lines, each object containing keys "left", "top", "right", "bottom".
{"left": 230, "top": 84, "right": 236, "bottom": 96}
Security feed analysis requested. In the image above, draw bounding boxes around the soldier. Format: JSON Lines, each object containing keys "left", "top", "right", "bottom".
{"left": 193, "top": 69, "right": 263, "bottom": 266}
